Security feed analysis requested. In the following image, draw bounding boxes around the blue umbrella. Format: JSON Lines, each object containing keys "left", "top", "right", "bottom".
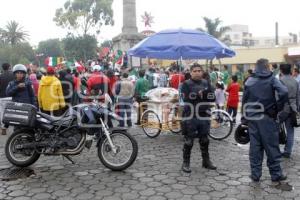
{"left": 128, "top": 28, "right": 235, "bottom": 60}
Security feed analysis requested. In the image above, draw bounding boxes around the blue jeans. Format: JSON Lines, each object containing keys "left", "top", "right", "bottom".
{"left": 248, "top": 115, "right": 282, "bottom": 181}
{"left": 284, "top": 116, "right": 294, "bottom": 155}
{"left": 118, "top": 100, "right": 132, "bottom": 127}
{"left": 227, "top": 106, "right": 237, "bottom": 122}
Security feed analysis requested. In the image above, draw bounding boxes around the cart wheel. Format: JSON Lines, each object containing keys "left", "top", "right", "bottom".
{"left": 209, "top": 109, "right": 233, "bottom": 140}
{"left": 167, "top": 106, "right": 182, "bottom": 134}
{"left": 141, "top": 110, "right": 161, "bottom": 138}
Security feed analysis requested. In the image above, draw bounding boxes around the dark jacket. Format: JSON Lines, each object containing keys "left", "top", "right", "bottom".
{"left": 0, "top": 71, "right": 14, "bottom": 98}
{"left": 181, "top": 78, "right": 215, "bottom": 118}
{"left": 280, "top": 75, "right": 300, "bottom": 113}
{"left": 59, "top": 71, "right": 74, "bottom": 104}
{"left": 242, "top": 65, "right": 288, "bottom": 118}
{"left": 6, "top": 78, "right": 36, "bottom": 106}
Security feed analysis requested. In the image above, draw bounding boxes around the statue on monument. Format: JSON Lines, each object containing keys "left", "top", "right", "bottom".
{"left": 141, "top": 11, "right": 154, "bottom": 27}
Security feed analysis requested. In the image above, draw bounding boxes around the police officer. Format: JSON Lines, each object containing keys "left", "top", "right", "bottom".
{"left": 242, "top": 58, "right": 288, "bottom": 182}
{"left": 181, "top": 63, "right": 216, "bottom": 173}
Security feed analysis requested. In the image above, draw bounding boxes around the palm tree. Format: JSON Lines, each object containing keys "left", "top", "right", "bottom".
{"left": 197, "top": 17, "right": 231, "bottom": 69}
{"left": 197, "top": 17, "right": 231, "bottom": 43}
{"left": 0, "top": 21, "right": 29, "bottom": 46}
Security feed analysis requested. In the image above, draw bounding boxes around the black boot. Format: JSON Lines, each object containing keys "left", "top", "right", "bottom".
{"left": 200, "top": 137, "right": 217, "bottom": 170}
{"left": 202, "top": 156, "right": 217, "bottom": 170}
{"left": 182, "top": 143, "right": 192, "bottom": 173}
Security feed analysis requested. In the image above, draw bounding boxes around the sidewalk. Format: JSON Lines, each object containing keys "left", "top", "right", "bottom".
{"left": 0, "top": 116, "right": 300, "bottom": 199}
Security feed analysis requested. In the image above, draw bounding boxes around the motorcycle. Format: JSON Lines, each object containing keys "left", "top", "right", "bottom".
{"left": 3, "top": 101, "right": 138, "bottom": 171}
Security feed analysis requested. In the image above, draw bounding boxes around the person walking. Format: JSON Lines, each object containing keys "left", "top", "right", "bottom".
{"left": 0, "top": 63, "right": 14, "bottom": 135}
{"left": 38, "top": 67, "right": 66, "bottom": 116}
{"left": 279, "top": 64, "right": 300, "bottom": 158}
{"left": 134, "top": 69, "right": 150, "bottom": 125}
{"left": 115, "top": 73, "right": 135, "bottom": 127}
{"left": 242, "top": 58, "right": 288, "bottom": 182}
{"left": 181, "top": 63, "right": 217, "bottom": 173}
{"left": 215, "top": 81, "right": 225, "bottom": 110}
{"left": 226, "top": 75, "right": 240, "bottom": 123}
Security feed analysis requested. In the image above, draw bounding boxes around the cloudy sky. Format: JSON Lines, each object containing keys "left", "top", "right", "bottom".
{"left": 0, "top": 0, "right": 299, "bottom": 45}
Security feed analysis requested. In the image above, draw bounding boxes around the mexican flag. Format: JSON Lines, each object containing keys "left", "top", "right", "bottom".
{"left": 74, "top": 60, "right": 85, "bottom": 72}
{"left": 113, "top": 50, "right": 123, "bottom": 65}
{"left": 44, "top": 57, "right": 63, "bottom": 67}
{"left": 65, "top": 59, "right": 85, "bottom": 72}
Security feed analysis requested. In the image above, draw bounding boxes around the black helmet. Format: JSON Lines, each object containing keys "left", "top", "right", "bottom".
{"left": 234, "top": 124, "right": 250, "bottom": 145}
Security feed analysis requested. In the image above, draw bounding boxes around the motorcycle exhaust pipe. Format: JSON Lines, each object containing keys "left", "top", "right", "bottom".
{"left": 53, "top": 133, "right": 86, "bottom": 155}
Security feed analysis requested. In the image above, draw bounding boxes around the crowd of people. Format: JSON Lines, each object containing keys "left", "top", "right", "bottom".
{"left": 0, "top": 61, "right": 195, "bottom": 132}
{"left": 0, "top": 58, "right": 300, "bottom": 182}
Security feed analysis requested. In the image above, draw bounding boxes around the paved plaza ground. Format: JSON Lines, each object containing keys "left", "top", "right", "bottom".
{"left": 0, "top": 121, "right": 300, "bottom": 200}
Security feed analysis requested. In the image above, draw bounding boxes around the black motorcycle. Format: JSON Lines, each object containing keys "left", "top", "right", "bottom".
{"left": 3, "top": 102, "right": 138, "bottom": 171}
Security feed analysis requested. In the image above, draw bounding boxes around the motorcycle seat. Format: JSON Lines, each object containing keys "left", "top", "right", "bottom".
{"left": 37, "top": 112, "right": 60, "bottom": 122}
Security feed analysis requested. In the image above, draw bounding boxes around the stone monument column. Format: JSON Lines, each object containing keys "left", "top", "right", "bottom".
{"left": 122, "top": 0, "right": 138, "bottom": 34}
{"left": 113, "top": 0, "right": 145, "bottom": 52}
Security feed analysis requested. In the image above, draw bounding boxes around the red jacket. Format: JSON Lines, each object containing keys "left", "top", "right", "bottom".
{"left": 87, "top": 72, "right": 110, "bottom": 96}
{"left": 73, "top": 76, "right": 81, "bottom": 91}
{"left": 108, "top": 75, "right": 119, "bottom": 96}
{"left": 169, "top": 73, "right": 185, "bottom": 89}
{"left": 226, "top": 82, "right": 240, "bottom": 108}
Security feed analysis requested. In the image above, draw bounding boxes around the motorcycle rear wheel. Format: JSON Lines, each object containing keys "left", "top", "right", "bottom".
{"left": 98, "top": 131, "right": 138, "bottom": 171}
{"left": 5, "top": 129, "right": 40, "bottom": 167}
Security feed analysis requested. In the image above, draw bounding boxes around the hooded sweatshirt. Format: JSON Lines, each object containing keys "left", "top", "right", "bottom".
{"left": 242, "top": 64, "right": 288, "bottom": 118}
{"left": 38, "top": 75, "right": 65, "bottom": 111}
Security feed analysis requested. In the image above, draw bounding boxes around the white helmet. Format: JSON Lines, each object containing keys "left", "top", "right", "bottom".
{"left": 12, "top": 64, "right": 27, "bottom": 74}
{"left": 92, "top": 65, "right": 101, "bottom": 72}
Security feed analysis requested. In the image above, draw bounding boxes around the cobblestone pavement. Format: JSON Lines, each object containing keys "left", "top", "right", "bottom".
{"left": 0, "top": 124, "right": 300, "bottom": 200}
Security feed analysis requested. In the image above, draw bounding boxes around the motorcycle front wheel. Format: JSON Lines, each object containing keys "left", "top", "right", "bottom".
{"left": 98, "top": 131, "right": 138, "bottom": 171}
{"left": 5, "top": 129, "right": 40, "bottom": 167}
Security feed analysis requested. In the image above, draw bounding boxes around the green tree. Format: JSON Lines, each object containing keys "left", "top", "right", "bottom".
{"left": 54, "top": 0, "right": 114, "bottom": 36}
{"left": 198, "top": 17, "right": 231, "bottom": 69}
{"left": 0, "top": 42, "right": 35, "bottom": 66}
{"left": 197, "top": 17, "right": 231, "bottom": 43}
{"left": 0, "top": 20, "right": 29, "bottom": 46}
{"left": 62, "top": 34, "right": 97, "bottom": 62}
{"left": 100, "top": 39, "right": 112, "bottom": 48}
{"left": 37, "top": 39, "right": 64, "bottom": 67}
{"left": 37, "top": 38, "right": 63, "bottom": 57}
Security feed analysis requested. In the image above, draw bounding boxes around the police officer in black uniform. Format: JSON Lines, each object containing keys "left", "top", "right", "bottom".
{"left": 180, "top": 63, "right": 216, "bottom": 173}
{"left": 243, "top": 59, "right": 288, "bottom": 182}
